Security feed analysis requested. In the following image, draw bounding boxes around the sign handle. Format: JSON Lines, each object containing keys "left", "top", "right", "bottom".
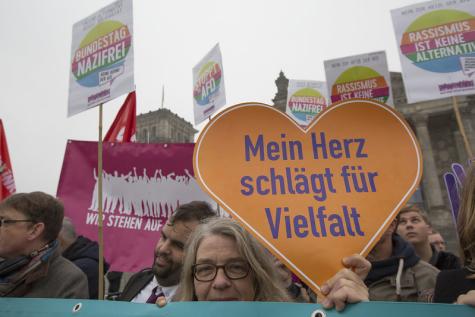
{"left": 98, "top": 104, "right": 105, "bottom": 300}
{"left": 452, "top": 96, "right": 473, "bottom": 158}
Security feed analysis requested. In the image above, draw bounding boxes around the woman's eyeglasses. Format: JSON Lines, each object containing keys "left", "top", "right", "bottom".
{"left": 192, "top": 261, "right": 251, "bottom": 282}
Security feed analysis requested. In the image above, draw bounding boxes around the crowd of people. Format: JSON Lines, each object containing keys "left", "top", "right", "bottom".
{"left": 0, "top": 164, "right": 474, "bottom": 311}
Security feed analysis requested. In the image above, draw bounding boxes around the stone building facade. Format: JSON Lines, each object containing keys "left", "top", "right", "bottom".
{"left": 136, "top": 108, "right": 196, "bottom": 143}
{"left": 272, "top": 71, "right": 475, "bottom": 252}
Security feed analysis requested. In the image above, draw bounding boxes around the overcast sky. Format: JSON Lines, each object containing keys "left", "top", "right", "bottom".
{"left": 0, "top": 0, "right": 417, "bottom": 195}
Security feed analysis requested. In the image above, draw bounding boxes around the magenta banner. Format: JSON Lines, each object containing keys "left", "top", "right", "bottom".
{"left": 57, "top": 140, "right": 214, "bottom": 272}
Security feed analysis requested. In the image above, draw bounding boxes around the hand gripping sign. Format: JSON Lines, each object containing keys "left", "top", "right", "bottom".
{"left": 193, "top": 100, "right": 422, "bottom": 295}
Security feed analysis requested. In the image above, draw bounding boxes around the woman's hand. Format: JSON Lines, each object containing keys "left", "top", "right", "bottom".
{"left": 320, "top": 254, "right": 371, "bottom": 311}
{"left": 457, "top": 290, "right": 475, "bottom": 306}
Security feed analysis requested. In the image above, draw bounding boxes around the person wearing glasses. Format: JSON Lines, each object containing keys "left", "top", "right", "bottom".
{"left": 176, "top": 217, "right": 370, "bottom": 311}
{"left": 0, "top": 192, "right": 88, "bottom": 298}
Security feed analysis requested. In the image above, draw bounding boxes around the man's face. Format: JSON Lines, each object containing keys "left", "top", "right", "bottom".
{"left": 367, "top": 220, "right": 396, "bottom": 261}
{"left": 429, "top": 233, "right": 446, "bottom": 251}
{"left": 152, "top": 219, "right": 199, "bottom": 286}
{"left": 397, "top": 211, "right": 431, "bottom": 245}
{"left": 0, "top": 208, "right": 35, "bottom": 259}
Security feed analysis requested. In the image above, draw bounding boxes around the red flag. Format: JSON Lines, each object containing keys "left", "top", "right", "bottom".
{"left": 0, "top": 119, "right": 16, "bottom": 200}
{"left": 104, "top": 91, "right": 136, "bottom": 143}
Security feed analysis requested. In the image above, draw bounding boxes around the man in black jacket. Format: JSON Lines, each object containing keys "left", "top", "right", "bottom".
{"left": 59, "top": 217, "right": 109, "bottom": 299}
{"left": 118, "top": 201, "right": 216, "bottom": 304}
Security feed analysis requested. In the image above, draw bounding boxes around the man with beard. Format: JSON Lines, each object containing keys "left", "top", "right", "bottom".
{"left": 118, "top": 201, "right": 216, "bottom": 303}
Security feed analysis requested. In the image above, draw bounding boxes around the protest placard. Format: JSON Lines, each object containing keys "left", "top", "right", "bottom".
{"left": 192, "top": 43, "right": 226, "bottom": 125}
{"left": 324, "top": 51, "right": 393, "bottom": 107}
{"left": 68, "top": 0, "right": 135, "bottom": 117}
{"left": 286, "top": 80, "right": 328, "bottom": 127}
{"left": 193, "top": 101, "right": 421, "bottom": 294}
{"left": 392, "top": 0, "right": 475, "bottom": 103}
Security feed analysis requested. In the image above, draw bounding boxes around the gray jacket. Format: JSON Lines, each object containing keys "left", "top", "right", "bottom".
{"left": 365, "top": 235, "right": 439, "bottom": 302}
{"left": 367, "top": 260, "right": 439, "bottom": 302}
{"left": 17, "top": 250, "right": 89, "bottom": 299}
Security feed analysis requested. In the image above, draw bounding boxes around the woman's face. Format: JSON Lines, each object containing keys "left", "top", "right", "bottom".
{"left": 193, "top": 234, "right": 256, "bottom": 301}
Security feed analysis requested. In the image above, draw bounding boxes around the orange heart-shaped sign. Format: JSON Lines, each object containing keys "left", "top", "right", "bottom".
{"left": 193, "top": 100, "right": 422, "bottom": 295}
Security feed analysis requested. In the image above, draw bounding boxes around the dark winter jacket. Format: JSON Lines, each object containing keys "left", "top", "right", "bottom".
{"left": 118, "top": 268, "right": 154, "bottom": 301}
{"left": 365, "top": 234, "right": 439, "bottom": 302}
{"left": 62, "top": 235, "right": 110, "bottom": 299}
{"left": 0, "top": 243, "right": 88, "bottom": 299}
{"left": 429, "top": 244, "right": 462, "bottom": 271}
{"left": 433, "top": 267, "right": 475, "bottom": 303}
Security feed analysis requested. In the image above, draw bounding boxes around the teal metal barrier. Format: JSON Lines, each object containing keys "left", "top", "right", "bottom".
{"left": 0, "top": 298, "right": 473, "bottom": 317}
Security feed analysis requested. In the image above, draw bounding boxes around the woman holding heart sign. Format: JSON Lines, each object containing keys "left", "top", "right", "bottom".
{"left": 175, "top": 217, "right": 370, "bottom": 311}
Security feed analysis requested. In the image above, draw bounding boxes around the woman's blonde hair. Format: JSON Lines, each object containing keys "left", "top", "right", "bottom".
{"left": 458, "top": 163, "right": 475, "bottom": 275}
{"left": 176, "top": 217, "right": 291, "bottom": 302}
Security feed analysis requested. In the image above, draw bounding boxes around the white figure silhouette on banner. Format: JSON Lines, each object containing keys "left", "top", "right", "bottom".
{"left": 88, "top": 168, "right": 214, "bottom": 218}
